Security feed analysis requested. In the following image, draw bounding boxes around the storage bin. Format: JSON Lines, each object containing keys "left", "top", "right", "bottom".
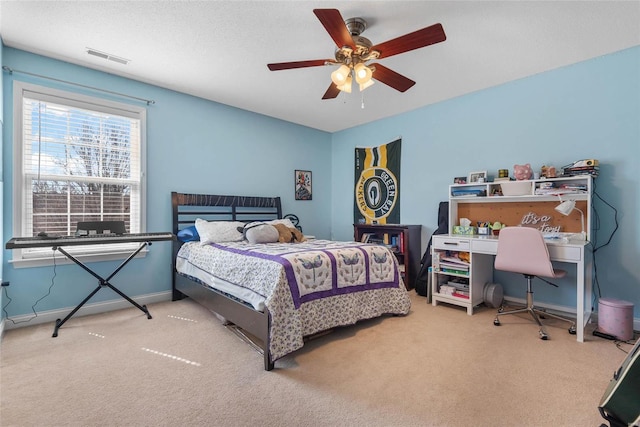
{"left": 598, "top": 298, "right": 634, "bottom": 341}
{"left": 500, "top": 180, "right": 532, "bottom": 196}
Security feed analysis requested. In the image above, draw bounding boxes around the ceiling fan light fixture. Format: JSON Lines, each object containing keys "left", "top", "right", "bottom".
{"left": 354, "top": 63, "right": 372, "bottom": 84}
{"left": 267, "top": 9, "right": 447, "bottom": 100}
{"left": 337, "top": 75, "right": 353, "bottom": 93}
{"left": 331, "top": 64, "right": 351, "bottom": 85}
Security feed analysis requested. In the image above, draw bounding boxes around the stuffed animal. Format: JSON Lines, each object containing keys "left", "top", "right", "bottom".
{"left": 513, "top": 163, "right": 533, "bottom": 180}
{"left": 272, "top": 223, "right": 306, "bottom": 243}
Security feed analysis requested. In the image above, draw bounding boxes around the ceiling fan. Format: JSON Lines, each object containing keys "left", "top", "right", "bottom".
{"left": 267, "top": 8, "right": 446, "bottom": 99}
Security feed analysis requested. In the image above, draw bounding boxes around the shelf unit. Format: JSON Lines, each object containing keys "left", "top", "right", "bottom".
{"left": 448, "top": 176, "right": 593, "bottom": 239}
{"left": 430, "top": 236, "right": 493, "bottom": 314}
{"left": 353, "top": 223, "right": 421, "bottom": 290}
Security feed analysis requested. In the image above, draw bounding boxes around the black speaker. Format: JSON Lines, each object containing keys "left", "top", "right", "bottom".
{"left": 598, "top": 338, "right": 640, "bottom": 426}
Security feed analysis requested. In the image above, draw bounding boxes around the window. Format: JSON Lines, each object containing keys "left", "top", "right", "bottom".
{"left": 12, "top": 82, "right": 146, "bottom": 266}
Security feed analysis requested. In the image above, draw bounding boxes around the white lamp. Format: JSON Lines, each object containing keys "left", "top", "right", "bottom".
{"left": 555, "top": 199, "right": 586, "bottom": 240}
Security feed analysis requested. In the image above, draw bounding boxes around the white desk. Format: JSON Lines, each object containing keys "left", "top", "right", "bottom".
{"left": 431, "top": 234, "right": 593, "bottom": 342}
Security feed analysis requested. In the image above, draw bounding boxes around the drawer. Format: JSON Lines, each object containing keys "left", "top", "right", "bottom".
{"left": 471, "top": 239, "right": 498, "bottom": 254}
{"left": 432, "top": 237, "right": 470, "bottom": 251}
{"left": 548, "top": 245, "right": 582, "bottom": 262}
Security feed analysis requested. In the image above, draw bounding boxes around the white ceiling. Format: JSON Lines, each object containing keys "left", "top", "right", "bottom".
{"left": 1, "top": 1, "right": 639, "bottom": 133}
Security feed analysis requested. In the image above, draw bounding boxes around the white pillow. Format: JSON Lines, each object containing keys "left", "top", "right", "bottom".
{"left": 195, "top": 219, "right": 245, "bottom": 244}
{"left": 243, "top": 222, "right": 279, "bottom": 244}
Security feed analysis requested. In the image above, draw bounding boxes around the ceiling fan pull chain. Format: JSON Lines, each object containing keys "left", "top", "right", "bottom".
{"left": 361, "top": 94, "right": 365, "bottom": 109}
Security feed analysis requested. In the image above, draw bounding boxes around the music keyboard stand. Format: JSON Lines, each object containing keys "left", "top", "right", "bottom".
{"left": 52, "top": 242, "right": 152, "bottom": 337}
{"left": 5, "top": 232, "right": 175, "bottom": 337}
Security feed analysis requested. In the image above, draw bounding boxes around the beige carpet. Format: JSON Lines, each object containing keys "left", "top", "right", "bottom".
{"left": 0, "top": 291, "right": 632, "bottom": 427}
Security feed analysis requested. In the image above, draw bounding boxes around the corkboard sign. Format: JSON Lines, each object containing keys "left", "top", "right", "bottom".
{"left": 456, "top": 200, "right": 588, "bottom": 234}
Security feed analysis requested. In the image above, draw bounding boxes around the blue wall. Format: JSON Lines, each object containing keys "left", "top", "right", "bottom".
{"left": 2, "top": 44, "right": 639, "bottom": 321}
{"left": 1, "top": 39, "right": 5, "bottom": 319}
{"left": 1, "top": 47, "right": 332, "bottom": 318}
{"left": 331, "top": 46, "right": 640, "bottom": 316}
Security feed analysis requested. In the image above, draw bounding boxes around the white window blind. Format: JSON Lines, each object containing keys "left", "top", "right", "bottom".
{"left": 12, "top": 82, "right": 147, "bottom": 265}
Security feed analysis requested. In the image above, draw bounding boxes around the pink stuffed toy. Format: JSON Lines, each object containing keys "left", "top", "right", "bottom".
{"left": 513, "top": 163, "right": 532, "bottom": 180}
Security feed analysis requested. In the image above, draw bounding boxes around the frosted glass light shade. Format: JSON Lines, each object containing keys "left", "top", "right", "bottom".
{"left": 331, "top": 65, "right": 351, "bottom": 85}
{"left": 354, "top": 63, "right": 373, "bottom": 84}
{"left": 337, "top": 75, "right": 352, "bottom": 93}
{"left": 359, "top": 79, "right": 374, "bottom": 91}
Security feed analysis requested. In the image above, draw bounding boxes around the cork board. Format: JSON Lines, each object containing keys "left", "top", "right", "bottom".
{"left": 456, "top": 200, "right": 588, "bottom": 234}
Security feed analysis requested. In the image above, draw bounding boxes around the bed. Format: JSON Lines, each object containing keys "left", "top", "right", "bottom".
{"left": 171, "top": 192, "right": 411, "bottom": 370}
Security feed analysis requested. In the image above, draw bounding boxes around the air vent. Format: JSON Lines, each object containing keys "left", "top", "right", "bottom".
{"left": 86, "top": 48, "right": 130, "bottom": 65}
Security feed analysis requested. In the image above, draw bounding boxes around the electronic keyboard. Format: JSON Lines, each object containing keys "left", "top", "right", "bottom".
{"left": 6, "top": 232, "right": 175, "bottom": 249}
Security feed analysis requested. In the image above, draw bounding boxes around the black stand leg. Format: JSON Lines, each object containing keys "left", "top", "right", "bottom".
{"left": 52, "top": 242, "right": 152, "bottom": 337}
{"left": 53, "top": 285, "right": 102, "bottom": 337}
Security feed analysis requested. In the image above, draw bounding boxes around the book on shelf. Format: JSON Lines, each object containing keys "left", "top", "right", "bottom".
{"left": 447, "top": 281, "right": 469, "bottom": 290}
{"left": 439, "top": 262, "right": 469, "bottom": 271}
{"left": 440, "top": 257, "right": 469, "bottom": 267}
{"left": 360, "top": 233, "right": 373, "bottom": 243}
{"left": 383, "top": 233, "right": 390, "bottom": 245}
{"left": 439, "top": 285, "right": 470, "bottom": 299}
{"left": 440, "top": 268, "right": 469, "bottom": 275}
{"left": 439, "top": 285, "right": 457, "bottom": 295}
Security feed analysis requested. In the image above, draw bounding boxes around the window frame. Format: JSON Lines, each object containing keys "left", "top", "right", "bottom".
{"left": 11, "top": 81, "right": 147, "bottom": 268}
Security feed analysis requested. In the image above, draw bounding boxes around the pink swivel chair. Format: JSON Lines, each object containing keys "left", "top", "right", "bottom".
{"left": 493, "top": 227, "right": 577, "bottom": 340}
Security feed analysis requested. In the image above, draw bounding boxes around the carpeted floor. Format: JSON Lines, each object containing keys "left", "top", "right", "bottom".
{"left": 0, "top": 291, "right": 633, "bottom": 426}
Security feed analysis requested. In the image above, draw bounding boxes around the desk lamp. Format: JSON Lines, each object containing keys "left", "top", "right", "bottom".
{"left": 555, "top": 200, "right": 586, "bottom": 240}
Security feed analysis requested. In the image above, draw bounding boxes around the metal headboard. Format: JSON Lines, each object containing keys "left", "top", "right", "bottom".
{"left": 171, "top": 192, "right": 283, "bottom": 234}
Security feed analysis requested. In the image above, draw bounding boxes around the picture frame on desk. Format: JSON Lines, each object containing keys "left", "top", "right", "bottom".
{"left": 468, "top": 170, "right": 487, "bottom": 183}
{"left": 453, "top": 176, "right": 467, "bottom": 184}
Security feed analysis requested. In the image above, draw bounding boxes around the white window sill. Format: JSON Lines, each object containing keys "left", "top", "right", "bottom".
{"left": 9, "top": 248, "right": 149, "bottom": 269}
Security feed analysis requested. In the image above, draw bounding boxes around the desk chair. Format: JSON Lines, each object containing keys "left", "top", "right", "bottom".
{"left": 493, "top": 227, "right": 577, "bottom": 340}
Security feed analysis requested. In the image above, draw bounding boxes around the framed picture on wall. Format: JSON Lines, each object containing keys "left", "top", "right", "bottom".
{"left": 468, "top": 170, "right": 488, "bottom": 183}
{"left": 295, "top": 170, "right": 312, "bottom": 200}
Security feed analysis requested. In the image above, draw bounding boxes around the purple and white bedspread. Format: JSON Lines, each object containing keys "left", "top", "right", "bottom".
{"left": 176, "top": 239, "right": 411, "bottom": 363}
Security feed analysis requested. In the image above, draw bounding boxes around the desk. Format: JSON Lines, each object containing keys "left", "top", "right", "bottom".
{"left": 6, "top": 232, "right": 175, "bottom": 337}
{"left": 431, "top": 234, "right": 592, "bottom": 342}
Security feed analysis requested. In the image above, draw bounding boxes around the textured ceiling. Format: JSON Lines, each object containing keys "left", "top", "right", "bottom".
{"left": 1, "top": 1, "right": 639, "bottom": 132}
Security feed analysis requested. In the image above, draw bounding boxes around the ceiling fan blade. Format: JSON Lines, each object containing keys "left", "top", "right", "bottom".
{"left": 322, "top": 83, "right": 341, "bottom": 100}
{"left": 313, "top": 9, "right": 355, "bottom": 49}
{"left": 370, "top": 63, "right": 416, "bottom": 92}
{"left": 371, "top": 23, "right": 446, "bottom": 59}
{"left": 268, "top": 59, "right": 331, "bottom": 71}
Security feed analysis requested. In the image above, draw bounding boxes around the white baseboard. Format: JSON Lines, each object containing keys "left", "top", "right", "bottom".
{"left": 1, "top": 291, "right": 173, "bottom": 331}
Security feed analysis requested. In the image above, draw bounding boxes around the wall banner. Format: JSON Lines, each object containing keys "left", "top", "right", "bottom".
{"left": 354, "top": 138, "right": 401, "bottom": 224}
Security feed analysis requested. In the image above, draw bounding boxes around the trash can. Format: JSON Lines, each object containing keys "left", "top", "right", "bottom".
{"left": 598, "top": 298, "right": 634, "bottom": 341}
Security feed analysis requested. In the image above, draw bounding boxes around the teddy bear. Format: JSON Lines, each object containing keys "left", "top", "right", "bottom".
{"left": 513, "top": 163, "right": 533, "bottom": 180}
{"left": 272, "top": 223, "right": 306, "bottom": 243}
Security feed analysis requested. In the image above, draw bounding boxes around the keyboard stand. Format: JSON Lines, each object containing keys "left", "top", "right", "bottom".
{"left": 52, "top": 242, "right": 153, "bottom": 337}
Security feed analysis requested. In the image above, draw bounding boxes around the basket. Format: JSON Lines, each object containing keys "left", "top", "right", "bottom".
{"left": 500, "top": 181, "right": 532, "bottom": 196}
